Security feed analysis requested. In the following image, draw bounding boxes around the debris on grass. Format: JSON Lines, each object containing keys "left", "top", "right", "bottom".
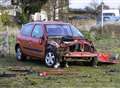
{"left": 7, "top": 67, "right": 92, "bottom": 78}
{"left": 8, "top": 66, "right": 32, "bottom": 73}
{"left": 0, "top": 72, "right": 16, "bottom": 77}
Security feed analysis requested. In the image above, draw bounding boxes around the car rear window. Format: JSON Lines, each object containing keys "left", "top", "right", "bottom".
{"left": 46, "top": 24, "right": 73, "bottom": 36}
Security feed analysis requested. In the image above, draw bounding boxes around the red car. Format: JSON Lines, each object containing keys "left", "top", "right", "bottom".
{"left": 15, "top": 21, "right": 100, "bottom": 68}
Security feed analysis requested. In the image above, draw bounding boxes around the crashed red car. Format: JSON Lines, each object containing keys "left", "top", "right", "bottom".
{"left": 15, "top": 21, "right": 118, "bottom": 68}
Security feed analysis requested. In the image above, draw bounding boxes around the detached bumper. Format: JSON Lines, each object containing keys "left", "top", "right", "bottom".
{"left": 98, "top": 53, "right": 119, "bottom": 64}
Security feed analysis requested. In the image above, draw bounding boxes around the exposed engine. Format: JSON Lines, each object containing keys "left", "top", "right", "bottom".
{"left": 61, "top": 36, "right": 95, "bottom": 53}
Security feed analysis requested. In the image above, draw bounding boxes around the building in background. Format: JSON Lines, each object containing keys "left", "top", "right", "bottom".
{"left": 0, "top": 0, "right": 11, "bottom": 6}
{"left": 103, "top": 9, "right": 120, "bottom": 16}
{"left": 0, "top": 0, "right": 17, "bottom": 16}
{"left": 97, "top": 9, "right": 120, "bottom": 24}
{"left": 31, "top": 10, "right": 48, "bottom": 21}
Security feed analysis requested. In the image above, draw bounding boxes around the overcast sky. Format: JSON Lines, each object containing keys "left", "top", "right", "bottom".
{"left": 69, "top": 0, "right": 120, "bottom": 9}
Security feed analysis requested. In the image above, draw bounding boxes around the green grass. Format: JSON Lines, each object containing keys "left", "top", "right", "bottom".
{"left": 0, "top": 57, "right": 120, "bottom": 88}
{"left": 94, "top": 38, "right": 120, "bottom": 53}
{"left": 0, "top": 35, "right": 120, "bottom": 88}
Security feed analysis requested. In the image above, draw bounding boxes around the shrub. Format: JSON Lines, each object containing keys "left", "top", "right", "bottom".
{"left": 82, "top": 31, "right": 95, "bottom": 40}
{"left": 0, "top": 12, "right": 11, "bottom": 26}
{"left": 18, "top": 12, "right": 29, "bottom": 24}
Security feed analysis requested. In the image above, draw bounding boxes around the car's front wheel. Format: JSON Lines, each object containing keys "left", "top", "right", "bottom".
{"left": 16, "top": 46, "right": 26, "bottom": 61}
{"left": 45, "top": 50, "right": 57, "bottom": 67}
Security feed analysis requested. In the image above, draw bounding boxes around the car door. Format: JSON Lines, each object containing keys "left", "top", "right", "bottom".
{"left": 30, "top": 24, "right": 45, "bottom": 59}
{"left": 20, "top": 24, "right": 34, "bottom": 55}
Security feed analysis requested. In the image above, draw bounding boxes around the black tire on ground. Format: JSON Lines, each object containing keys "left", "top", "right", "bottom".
{"left": 90, "top": 57, "right": 98, "bottom": 67}
{"left": 16, "top": 46, "right": 26, "bottom": 61}
{"left": 45, "top": 49, "right": 57, "bottom": 67}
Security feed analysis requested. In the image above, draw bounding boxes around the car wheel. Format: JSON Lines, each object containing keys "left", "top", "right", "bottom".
{"left": 45, "top": 50, "right": 57, "bottom": 67}
{"left": 90, "top": 57, "right": 98, "bottom": 67}
{"left": 16, "top": 46, "right": 26, "bottom": 61}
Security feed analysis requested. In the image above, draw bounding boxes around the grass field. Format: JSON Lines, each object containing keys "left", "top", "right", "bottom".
{"left": 0, "top": 32, "right": 120, "bottom": 88}
{"left": 0, "top": 56, "right": 120, "bottom": 88}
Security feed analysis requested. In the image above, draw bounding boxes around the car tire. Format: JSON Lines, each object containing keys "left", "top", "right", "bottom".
{"left": 45, "top": 49, "right": 57, "bottom": 67}
{"left": 90, "top": 57, "right": 98, "bottom": 67}
{"left": 16, "top": 46, "right": 26, "bottom": 61}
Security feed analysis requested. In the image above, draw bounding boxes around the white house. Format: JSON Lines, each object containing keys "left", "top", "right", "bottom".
{"left": 32, "top": 10, "right": 48, "bottom": 21}
{"left": 103, "top": 9, "right": 120, "bottom": 16}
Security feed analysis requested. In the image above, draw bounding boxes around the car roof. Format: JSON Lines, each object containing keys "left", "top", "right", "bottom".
{"left": 26, "top": 21, "right": 69, "bottom": 25}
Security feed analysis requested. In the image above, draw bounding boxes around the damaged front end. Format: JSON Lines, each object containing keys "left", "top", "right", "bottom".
{"left": 48, "top": 36, "right": 98, "bottom": 64}
{"left": 48, "top": 36, "right": 119, "bottom": 65}
{"left": 61, "top": 36, "right": 98, "bottom": 62}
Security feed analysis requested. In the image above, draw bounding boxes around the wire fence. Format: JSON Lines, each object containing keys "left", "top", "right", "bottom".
{"left": 0, "top": 26, "right": 19, "bottom": 57}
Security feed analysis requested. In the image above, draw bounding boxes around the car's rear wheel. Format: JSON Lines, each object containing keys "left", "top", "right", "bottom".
{"left": 45, "top": 50, "right": 57, "bottom": 67}
{"left": 16, "top": 46, "right": 26, "bottom": 61}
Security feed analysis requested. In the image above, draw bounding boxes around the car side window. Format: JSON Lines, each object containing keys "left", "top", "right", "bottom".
{"left": 21, "top": 24, "right": 34, "bottom": 37}
{"left": 32, "top": 24, "right": 43, "bottom": 38}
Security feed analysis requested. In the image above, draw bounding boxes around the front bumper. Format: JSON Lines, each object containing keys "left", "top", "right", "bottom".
{"left": 64, "top": 52, "right": 97, "bottom": 58}
{"left": 63, "top": 52, "right": 97, "bottom": 61}
{"left": 63, "top": 52, "right": 119, "bottom": 64}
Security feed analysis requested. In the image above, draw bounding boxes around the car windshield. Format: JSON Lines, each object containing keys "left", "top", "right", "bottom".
{"left": 70, "top": 24, "right": 84, "bottom": 37}
{"left": 46, "top": 24, "right": 72, "bottom": 36}
{"left": 46, "top": 24, "right": 84, "bottom": 37}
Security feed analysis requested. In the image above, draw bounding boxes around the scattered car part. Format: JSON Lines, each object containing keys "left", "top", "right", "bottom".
{"left": 98, "top": 53, "right": 119, "bottom": 64}
{"left": 0, "top": 72, "right": 16, "bottom": 77}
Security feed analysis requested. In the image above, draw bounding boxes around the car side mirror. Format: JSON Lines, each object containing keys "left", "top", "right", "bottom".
{"left": 39, "top": 35, "right": 45, "bottom": 44}
{"left": 41, "top": 35, "right": 45, "bottom": 40}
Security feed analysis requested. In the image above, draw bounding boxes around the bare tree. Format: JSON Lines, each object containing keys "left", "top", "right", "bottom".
{"left": 42, "top": 0, "right": 69, "bottom": 21}
{"left": 97, "top": 2, "right": 110, "bottom": 13}
{"left": 118, "top": 5, "right": 120, "bottom": 13}
{"left": 90, "top": 0, "right": 99, "bottom": 11}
